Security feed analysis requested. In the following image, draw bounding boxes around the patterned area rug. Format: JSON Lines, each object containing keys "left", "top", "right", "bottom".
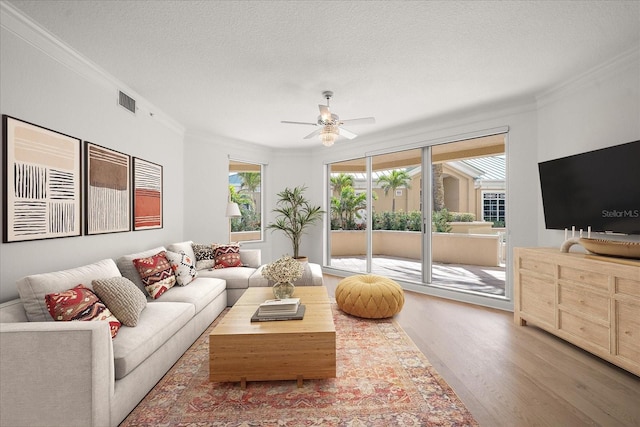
{"left": 120, "top": 305, "right": 478, "bottom": 426}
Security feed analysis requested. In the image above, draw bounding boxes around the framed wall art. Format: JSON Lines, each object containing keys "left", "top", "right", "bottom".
{"left": 85, "top": 142, "right": 131, "bottom": 235}
{"left": 2, "top": 115, "right": 82, "bottom": 243}
{"left": 132, "top": 157, "right": 163, "bottom": 230}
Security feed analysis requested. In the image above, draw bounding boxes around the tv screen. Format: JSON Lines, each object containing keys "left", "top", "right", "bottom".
{"left": 538, "top": 140, "right": 640, "bottom": 235}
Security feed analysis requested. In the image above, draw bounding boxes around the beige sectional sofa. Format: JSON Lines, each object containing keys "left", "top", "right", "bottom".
{"left": 0, "top": 241, "right": 268, "bottom": 427}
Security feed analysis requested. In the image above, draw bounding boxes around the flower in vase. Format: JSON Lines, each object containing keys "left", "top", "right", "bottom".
{"left": 261, "top": 255, "right": 304, "bottom": 283}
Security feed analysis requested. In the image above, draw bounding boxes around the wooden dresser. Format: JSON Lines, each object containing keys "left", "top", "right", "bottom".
{"left": 514, "top": 247, "right": 640, "bottom": 376}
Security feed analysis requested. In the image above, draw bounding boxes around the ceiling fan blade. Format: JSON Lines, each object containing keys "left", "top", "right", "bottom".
{"left": 318, "top": 105, "right": 332, "bottom": 122}
{"left": 303, "top": 128, "right": 322, "bottom": 139}
{"left": 339, "top": 117, "right": 376, "bottom": 126}
{"left": 338, "top": 127, "right": 358, "bottom": 139}
{"left": 281, "top": 120, "right": 318, "bottom": 126}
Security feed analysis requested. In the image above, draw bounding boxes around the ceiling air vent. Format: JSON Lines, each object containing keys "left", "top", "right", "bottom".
{"left": 118, "top": 91, "right": 136, "bottom": 114}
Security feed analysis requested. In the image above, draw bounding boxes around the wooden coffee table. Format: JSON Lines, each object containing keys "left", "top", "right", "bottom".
{"left": 209, "top": 286, "right": 336, "bottom": 388}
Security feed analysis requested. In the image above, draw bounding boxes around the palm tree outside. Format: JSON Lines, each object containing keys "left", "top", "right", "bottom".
{"left": 331, "top": 186, "right": 369, "bottom": 229}
{"left": 330, "top": 173, "right": 354, "bottom": 197}
{"left": 376, "top": 169, "right": 412, "bottom": 212}
{"left": 238, "top": 172, "right": 261, "bottom": 209}
{"left": 432, "top": 163, "right": 445, "bottom": 212}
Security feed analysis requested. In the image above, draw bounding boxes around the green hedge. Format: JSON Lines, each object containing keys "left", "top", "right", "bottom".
{"left": 331, "top": 209, "right": 477, "bottom": 231}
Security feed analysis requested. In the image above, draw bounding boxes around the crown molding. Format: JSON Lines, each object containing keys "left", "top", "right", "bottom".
{"left": 0, "top": 1, "right": 185, "bottom": 135}
{"left": 536, "top": 46, "right": 640, "bottom": 108}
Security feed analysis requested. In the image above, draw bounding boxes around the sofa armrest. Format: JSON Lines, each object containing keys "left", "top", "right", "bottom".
{"left": 0, "top": 321, "right": 114, "bottom": 427}
{"left": 240, "top": 249, "right": 261, "bottom": 268}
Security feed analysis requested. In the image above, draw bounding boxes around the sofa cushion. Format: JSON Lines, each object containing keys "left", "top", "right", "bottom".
{"left": 133, "top": 251, "right": 176, "bottom": 299}
{"left": 165, "top": 250, "right": 198, "bottom": 286}
{"left": 92, "top": 277, "right": 147, "bottom": 327}
{"left": 112, "top": 301, "right": 194, "bottom": 380}
{"left": 153, "top": 277, "right": 226, "bottom": 313}
{"left": 116, "top": 246, "right": 167, "bottom": 294}
{"left": 192, "top": 243, "right": 215, "bottom": 270}
{"left": 197, "top": 267, "right": 257, "bottom": 290}
{"left": 16, "top": 258, "right": 122, "bottom": 322}
{"left": 239, "top": 249, "right": 261, "bottom": 268}
{"left": 213, "top": 243, "right": 242, "bottom": 269}
{"left": 45, "top": 284, "right": 121, "bottom": 338}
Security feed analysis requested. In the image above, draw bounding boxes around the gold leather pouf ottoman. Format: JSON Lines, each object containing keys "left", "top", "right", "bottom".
{"left": 335, "top": 275, "right": 405, "bottom": 319}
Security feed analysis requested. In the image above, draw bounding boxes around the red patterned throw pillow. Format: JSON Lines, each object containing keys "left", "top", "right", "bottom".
{"left": 133, "top": 251, "right": 176, "bottom": 299}
{"left": 213, "top": 243, "right": 242, "bottom": 269}
{"left": 45, "top": 284, "right": 121, "bottom": 339}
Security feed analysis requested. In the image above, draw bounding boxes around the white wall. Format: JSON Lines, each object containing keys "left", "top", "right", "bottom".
{"left": 537, "top": 48, "right": 640, "bottom": 247}
{"left": 0, "top": 12, "right": 185, "bottom": 302}
{"left": 267, "top": 149, "right": 323, "bottom": 261}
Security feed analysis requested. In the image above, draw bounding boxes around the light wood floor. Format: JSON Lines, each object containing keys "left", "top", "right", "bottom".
{"left": 323, "top": 274, "right": 640, "bottom": 427}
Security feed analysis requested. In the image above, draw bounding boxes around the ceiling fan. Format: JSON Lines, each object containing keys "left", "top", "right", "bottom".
{"left": 281, "top": 91, "right": 375, "bottom": 146}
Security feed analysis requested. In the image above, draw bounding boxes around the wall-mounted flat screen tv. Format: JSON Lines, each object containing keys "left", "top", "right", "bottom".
{"left": 538, "top": 140, "right": 640, "bottom": 235}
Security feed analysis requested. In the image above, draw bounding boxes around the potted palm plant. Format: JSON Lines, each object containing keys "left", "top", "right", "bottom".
{"left": 267, "top": 185, "right": 324, "bottom": 260}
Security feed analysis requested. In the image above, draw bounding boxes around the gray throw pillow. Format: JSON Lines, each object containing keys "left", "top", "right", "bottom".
{"left": 92, "top": 276, "right": 147, "bottom": 327}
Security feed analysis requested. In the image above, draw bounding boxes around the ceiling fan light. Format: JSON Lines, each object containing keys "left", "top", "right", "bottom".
{"left": 320, "top": 125, "right": 337, "bottom": 146}
{"left": 321, "top": 133, "right": 336, "bottom": 146}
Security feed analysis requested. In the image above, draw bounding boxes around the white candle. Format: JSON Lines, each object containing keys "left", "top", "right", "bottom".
{"left": 565, "top": 228, "right": 568, "bottom": 241}
{"left": 572, "top": 226, "right": 575, "bottom": 238}
{"left": 588, "top": 226, "right": 591, "bottom": 238}
{"left": 579, "top": 229, "right": 583, "bottom": 238}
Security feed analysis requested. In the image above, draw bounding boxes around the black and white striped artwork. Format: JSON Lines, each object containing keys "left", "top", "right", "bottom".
{"left": 3, "top": 116, "right": 81, "bottom": 242}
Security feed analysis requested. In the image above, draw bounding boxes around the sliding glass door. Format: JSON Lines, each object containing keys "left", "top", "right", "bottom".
{"left": 326, "top": 133, "right": 507, "bottom": 302}
{"left": 371, "top": 149, "right": 423, "bottom": 283}
{"left": 328, "top": 157, "right": 369, "bottom": 274}
{"left": 429, "top": 135, "right": 507, "bottom": 296}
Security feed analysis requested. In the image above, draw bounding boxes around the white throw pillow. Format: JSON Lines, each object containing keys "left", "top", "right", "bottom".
{"left": 165, "top": 250, "right": 198, "bottom": 286}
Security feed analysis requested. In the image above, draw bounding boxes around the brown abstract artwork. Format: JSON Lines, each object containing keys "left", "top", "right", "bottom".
{"left": 85, "top": 142, "right": 130, "bottom": 234}
{"left": 133, "top": 157, "right": 163, "bottom": 230}
{"left": 2, "top": 115, "right": 82, "bottom": 242}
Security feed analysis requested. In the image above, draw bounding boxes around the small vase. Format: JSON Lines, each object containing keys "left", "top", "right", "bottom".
{"left": 273, "top": 281, "right": 295, "bottom": 299}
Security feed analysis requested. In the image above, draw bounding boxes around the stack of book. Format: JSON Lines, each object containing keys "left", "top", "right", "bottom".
{"left": 251, "top": 298, "right": 305, "bottom": 322}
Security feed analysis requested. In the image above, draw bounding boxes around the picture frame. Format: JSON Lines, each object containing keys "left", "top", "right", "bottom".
{"left": 132, "top": 157, "right": 163, "bottom": 230}
{"left": 85, "top": 141, "right": 131, "bottom": 235}
{"left": 2, "top": 115, "right": 82, "bottom": 243}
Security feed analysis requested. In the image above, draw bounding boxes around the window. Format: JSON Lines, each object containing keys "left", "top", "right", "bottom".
{"left": 482, "top": 191, "right": 506, "bottom": 225}
{"left": 228, "top": 160, "right": 263, "bottom": 242}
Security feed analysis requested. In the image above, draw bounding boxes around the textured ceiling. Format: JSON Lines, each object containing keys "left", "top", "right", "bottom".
{"left": 5, "top": 0, "right": 640, "bottom": 148}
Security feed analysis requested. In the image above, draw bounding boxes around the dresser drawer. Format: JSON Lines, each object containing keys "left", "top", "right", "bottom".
{"left": 519, "top": 256, "right": 555, "bottom": 277}
{"left": 616, "top": 300, "right": 640, "bottom": 363}
{"left": 616, "top": 277, "right": 640, "bottom": 298}
{"left": 558, "top": 282, "right": 609, "bottom": 322}
{"left": 558, "top": 265, "right": 608, "bottom": 291}
{"left": 520, "top": 273, "right": 554, "bottom": 322}
{"left": 558, "top": 310, "right": 610, "bottom": 352}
